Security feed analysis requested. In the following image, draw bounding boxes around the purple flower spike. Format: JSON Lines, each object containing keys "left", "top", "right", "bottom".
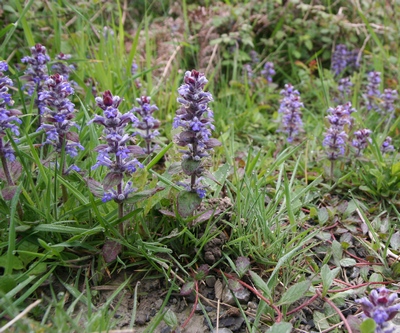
{"left": 21, "top": 44, "right": 50, "bottom": 113}
{"left": 365, "top": 71, "right": 381, "bottom": 111}
{"left": 380, "top": 89, "right": 398, "bottom": 114}
{"left": 90, "top": 90, "right": 144, "bottom": 203}
{"left": 174, "top": 70, "right": 220, "bottom": 199}
{"left": 337, "top": 77, "right": 353, "bottom": 102}
{"left": 131, "top": 96, "right": 160, "bottom": 154}
{"left": 0, "top": 62, "right": 22, "bottom": 161}
{"left": 381, "top": 136, "right": 394, "bottom": 154}
{"left": 331, "top": 44, "right": 348, "bottom": 77}
{"left": 37, "top": 74, "right": 83, "bottom": 158}
{"left": 323, "top": 103, "right": 356, "bottom": 160}
{"left": 261, "top": 62, "right": 275, "bottom": 83}
{"left": 52, "top": 53, "right": 76, "bottom": 80}
{"left": 352, "top": 128, "right": 372, "bottom": 157}
{"left": 357, "top": 287, "right": 400, "bottom": 333}
{"left": 278, "top": 84, "right": 303, "bottom": 142}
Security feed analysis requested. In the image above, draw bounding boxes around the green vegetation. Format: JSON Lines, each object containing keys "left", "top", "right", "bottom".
{"left": 0, "top": 0, "right": 399, "bottom": 332}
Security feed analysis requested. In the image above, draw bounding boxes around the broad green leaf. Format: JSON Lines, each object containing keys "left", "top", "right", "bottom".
{"left": 318, "top": 207, "right": 329, "bottom": 224}
{"left": 321, "top": 265, "right": 340, "bottom": 295}
{"left": 163, "top": 309, "right": 178, "bottom": 328}
{"left": 313, "top": 311, "right": 330, "bottom": 331}
{"left": 340, "top": 258, "right": 357, "bottom": 267}
{"left": 359, "top": 318, "right": 376, "bottom": 333}
{"left": 331, "top": 240, "right": 342, "bottom": 266}
{"left": 0, "top": 255, "right": 24, "bottom": 270}
{"left": 277, "top": 280, "right": 311, "bottom": 306}
{"left": 177, "top": 191, "right": 202, "bottom": 218}
{"left": 249, "top": 270, "right": 271, "bottom": 298}
{"left": 266, "top": 322, "right": 293, "bottom": 333}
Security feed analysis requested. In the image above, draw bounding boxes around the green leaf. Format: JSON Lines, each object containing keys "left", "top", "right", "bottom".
{"left": 331, "top": 240, "right": 342, "bottom": 266}
{"left": 0, "top": 275, "right": 17, "bottom": 294}
{"left": 321, "top": 265, "right": 340, "bottom": 295}
{"left": 0, "top": 255, "right": 24, "bottom": 270}
{"left": 249, "top": 270, "right": 271, "bottom": 298}
{"left": 125, "top": 187, "right": 164, "bottom": 204}
{"left": 360, "top": 318, "right": 376, "bottom": 333}
{"left": 277, "top": 280, "right": 311, "bottom": 306}
{"left": 163, "top": 309, "right": 178, "bottom": 328}
{"left": 318, "top": 207, "right": 329, "bottom": 225}
{"left": 177, "top": 191, "right": 202, "bottom": 218}
{"left": 266, "top": 322, "right": 293, "bottom": 333}
{"left": 313, "top": 311, "right": 330, "bottom": 331}
{"left": 340, "top": 258, "right": 357, "bottom": 267}
{"left": 181, "top": 158, "right": 201, "bottom": 176}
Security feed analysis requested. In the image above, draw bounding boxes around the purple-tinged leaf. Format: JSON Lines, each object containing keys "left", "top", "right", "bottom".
{"left": 180, "top": 281, "right": 195, "bottom": 296}
{"left": 177, "top": 191, "right": 202, "bottom": 218}
{"left": 85, "top": 177, "right": 104, "bottom": 197}
{"left": 195, "top": 264, "right": 210, "bottom": 280}
{"left": 124, "top": 187, "right": 164, "bottom": 203}
{"left": 193, "top": 209, "right": 223, "bottom": 225}
{"left": 103, "top": 172, "right": 123, "bottom": 191}
{"left": 181, "top": 158, "right": 201, "bottom": 176}
{"left": 2, "top": 186, "right": 17, "bottom": 200}
{"left": 235, "top": 256, "right": 250, "bottom": 278}
{"left": 66, "top": 131, "right": 80, "bottom": 142}
{"left": 0, "top": 161, "right": 22, "bottom": 182}
{"left": 159, "top": 209, "right": 176, "bottom": 218}
{"left": 102, "top": 240, "right": 122, "bottom": 263}
{"left": 205, "top": 138, "right": 221, "bottom": 148}
{"left": 127, "top": 145, "right": 146, "bottom": 156}
{"left": 93, "top": 144, "right": 109, "bottom": 152}
{"left": 228, "top": 279, "right": 243, "bottom": 292}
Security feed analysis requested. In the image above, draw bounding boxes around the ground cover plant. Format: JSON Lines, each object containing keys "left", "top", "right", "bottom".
{"left": 1, "top": 0, "right": 400, "bottom": 332}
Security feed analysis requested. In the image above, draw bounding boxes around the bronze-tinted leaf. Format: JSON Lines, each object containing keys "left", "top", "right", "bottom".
{"left": 124, "top": 186, "right": 164, "bottom": 203}
{"left": 66, "top": 131, "right": 80, "bottom": 142}
{"left": 206, "top": 138, "right": 221, "bottom": 148}
{"left": 103, "top": 172, "right": 123, "bottom": 191}
{"left": 102, "top": 240, "right": 122, "bottom": 263}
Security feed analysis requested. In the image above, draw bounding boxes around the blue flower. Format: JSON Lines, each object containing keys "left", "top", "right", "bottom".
{"left": 130, "top": 96, "right": 160, "bottom": 154}
{"left": 381, "top": 136, "right": 394, "bottom": 154}
{"left": 278, "top": 84, "right": 304, "bottom": 142}
{"left": 261, "top": 62, "right": 276, "bottom": 83}
{"left": 174, "top": 70, "right": 220, "bottom": 198}
{"left": 352, "top": 128, "right": 372, "bottom": 157}
{"left": 357, "top": 287, "right": 400, "bottom": 333}
{"left": 37, "top": 74, "right": 83, "bottom": 158}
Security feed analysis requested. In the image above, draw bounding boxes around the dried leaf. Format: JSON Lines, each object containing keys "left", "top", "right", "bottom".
{"left": 214, "top": 279, "right": 224, "bottom": 299}
{"left": 390, "top": 231, "right": 400, "bottom": 250}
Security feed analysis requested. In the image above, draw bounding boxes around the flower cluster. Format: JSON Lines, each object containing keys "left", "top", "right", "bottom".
{"left": 37, "top": 74, "right": 83, "bottom": 161}
{"left": 337, "top": 77, "right": 353, "bottom": 103}
{"left": 365, "top": 71, "right": 381, "bottom": 111}
{"left": 243, "top": 64, "right": 254, "bottom": 86}
{"left": 278, "top": 84, "right": 303, "bottom": 143}
{"left": 261, "top": 62, "right": 275, "bottom": 83}
{"left": 0, "top": 61, "right": 22, "bottom": 161}
{"left": 21, "top": 44, "right": 50, "bottom": 113}
{"left": 381, "top": 136, "right": 394, "bottom": 154}
{"left": 380, "top": 89, "right": 398, "bottom": 114}
{"left": 173, "top": 70, "right": 220, "bottom": 198}
{"left": 352, "top": 128, "right": 372, "bottom": 157}
{"left": 331, "top": 44, "right": 359, "bottom": 77}
{"left": 357, "top": 287, "right": 400, "bottom": 333}
{"left": 90, "top": 90, "right": 143, "bottom": 202}
{"left": 131, "top": 96, "right": 160, "bottom": 154}
{"left": 323, "top": 103, "right": 356, "bottom": 160}
{"left": 52, "top": 53, "right": 76, "bottom": 81}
